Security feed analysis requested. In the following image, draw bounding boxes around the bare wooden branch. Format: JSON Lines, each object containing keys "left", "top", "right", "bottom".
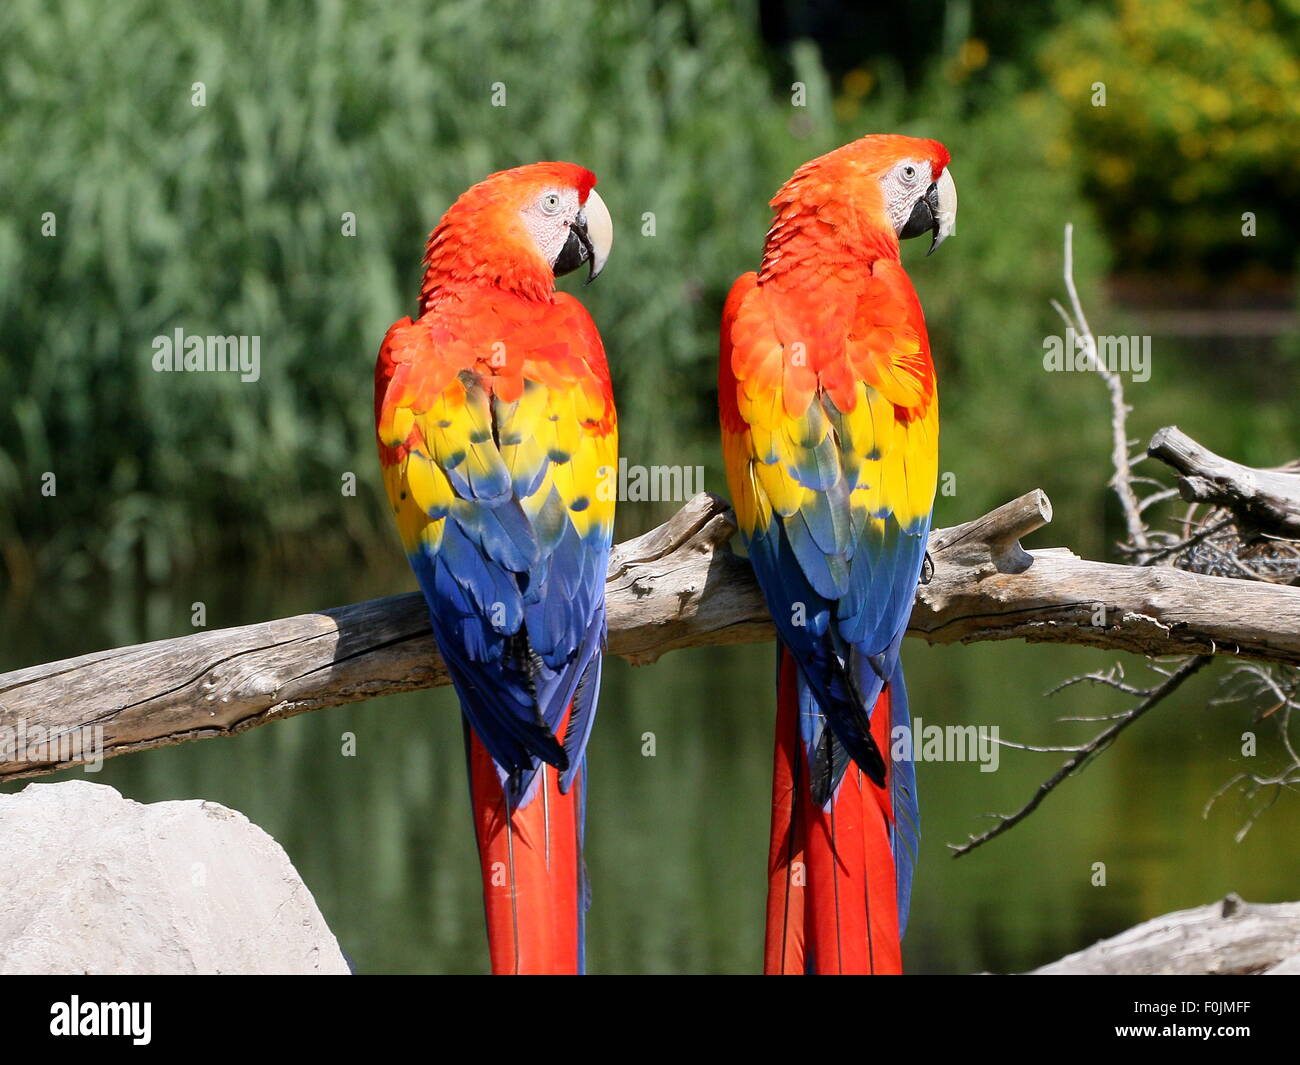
{"left": 3, "top": 488, "right": 1300, "bottom": 782}
{"left": 1027, "top": 894, "right": 1300, "bottom": 975}
{"left": 927, "top": 488, "right": 1052, "bottom": 573}
{"left": 912, "top": 509, "right": 1300, "bottom": 665}
{"left": 1149, "top": 425, "right": 1300, "bottom": 539}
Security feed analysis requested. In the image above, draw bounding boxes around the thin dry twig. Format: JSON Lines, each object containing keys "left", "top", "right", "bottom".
{"left": 950, "top": 656, "right": 1211, "bottom": 857}
{"left": 1203, "top": 663, "right": 1300, "bottom": 841}
{"left": 1049, "top": 223, "right": 1150, "bottom": 554}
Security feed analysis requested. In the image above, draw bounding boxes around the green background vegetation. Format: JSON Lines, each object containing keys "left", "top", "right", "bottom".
{"left": 1, "top": 0, "right": 1295, "bottom": 580}
{"left": 1, "top": 0, "right": 1296, "bottom": 973}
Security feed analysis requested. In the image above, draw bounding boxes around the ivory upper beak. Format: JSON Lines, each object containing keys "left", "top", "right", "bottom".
{"left": 929, "top": 167, "right": 957, "bottom": 255}
{"left": 582, "top": 188, "right": 613, "bottom": 283}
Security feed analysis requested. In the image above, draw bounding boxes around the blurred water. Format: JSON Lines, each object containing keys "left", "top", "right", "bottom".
{"left": 3, "top": 562, "right": 1296, "bottom": 975}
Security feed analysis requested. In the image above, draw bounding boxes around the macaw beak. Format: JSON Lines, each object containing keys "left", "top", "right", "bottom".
{"left": 553, "top": 188, "right": 614, "bottom": 284}
{"left": 900, "top": 167, "right": 958, "bottom": 256}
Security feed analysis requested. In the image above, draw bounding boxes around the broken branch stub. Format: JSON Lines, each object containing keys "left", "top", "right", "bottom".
{"left": 1149, "top": 425, "right": 1300, "bottom": 539}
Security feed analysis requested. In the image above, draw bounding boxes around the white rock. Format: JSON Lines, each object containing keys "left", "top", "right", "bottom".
{"left": 0, "top": 780, "right": 349, "bottom": 974}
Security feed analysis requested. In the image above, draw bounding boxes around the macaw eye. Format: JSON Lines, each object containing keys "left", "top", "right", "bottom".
{"left": 540, "top": 193, "right": 562, "bottom": 215}
{"left": 902, "top": 165, "right": 917, "bottom": 182}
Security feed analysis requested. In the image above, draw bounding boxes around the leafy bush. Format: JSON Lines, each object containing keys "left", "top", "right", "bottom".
{"left": 1037, "top": 0, "right": 1300, "bottom": 275}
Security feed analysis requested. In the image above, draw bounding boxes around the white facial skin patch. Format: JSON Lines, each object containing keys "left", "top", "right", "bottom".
{"left": 521, "top": 187, "right": 582, "bottom": 268}
{"left": 880, "top": 159, "right": 931, "bottom": 236}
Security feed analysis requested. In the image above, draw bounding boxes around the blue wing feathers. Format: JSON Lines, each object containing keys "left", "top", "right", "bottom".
{"left": 410, "top": 474, "right": 610, "bottom": 809}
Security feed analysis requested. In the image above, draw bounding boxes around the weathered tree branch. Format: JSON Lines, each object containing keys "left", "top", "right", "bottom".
{"left": 1149, "top": 425, "right": 1300, "bottom": 539}
{"left": 1026, "top": 894, "right": 1300, "bottom": 975}
{"left": 912, "top": 493, "right": 1300, "bottom": 664}
{"left": 3, "top": 488, "right": 1300, "bottom": 781}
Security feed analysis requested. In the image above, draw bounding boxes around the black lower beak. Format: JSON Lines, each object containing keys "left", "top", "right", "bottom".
{"left": 553, "top": 215, "right": 596, "bottom": 282}
{"left": 899, "top": 183, "right": 942, "bottom": 255}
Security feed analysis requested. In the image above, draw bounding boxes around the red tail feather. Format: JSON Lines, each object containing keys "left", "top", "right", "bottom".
{"left": 468, "top": 729, "right": 582, "bottom": 975}
{"left": 764, "top": 648, "right": 901, "bottom": 975}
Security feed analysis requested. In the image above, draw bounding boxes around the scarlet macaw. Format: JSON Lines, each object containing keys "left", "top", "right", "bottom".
{"left": 375, "top": 162, "right": 615, "bottom": 974}
{"left": 718, "top": 135, "right": 957, "bottom": 974}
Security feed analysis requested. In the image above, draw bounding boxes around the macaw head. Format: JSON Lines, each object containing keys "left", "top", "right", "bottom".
{"left": 768, "top": 134, "right": 957, "bottom": 263}
{"left": 866, "top": 136, "right": 956, "bottom": 255}
{"left": 422, "top": 161, "right": 614, "bottom": 303}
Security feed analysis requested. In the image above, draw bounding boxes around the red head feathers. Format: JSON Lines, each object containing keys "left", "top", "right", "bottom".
{"left": 421, "top": 162, "right": 608, "bottom": 307}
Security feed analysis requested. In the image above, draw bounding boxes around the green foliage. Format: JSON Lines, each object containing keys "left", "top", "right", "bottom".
{"left": 1037, "top": 0, "right": 1300, "bottom": 275}
{"left": 0, "top": 0, "right": 1108, "bottom": 579}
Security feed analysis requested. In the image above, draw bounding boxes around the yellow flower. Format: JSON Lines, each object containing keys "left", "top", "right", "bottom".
{"left": 841, "top": 68, "right": 874, "bottom": 99}
{"left": 959, "top": 38, "right": 989, "bottom": 73}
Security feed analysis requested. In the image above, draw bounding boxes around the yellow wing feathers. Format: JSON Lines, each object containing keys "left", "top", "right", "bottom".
{"left": 378, "top": 314, "right": 617, "bottom": 556}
